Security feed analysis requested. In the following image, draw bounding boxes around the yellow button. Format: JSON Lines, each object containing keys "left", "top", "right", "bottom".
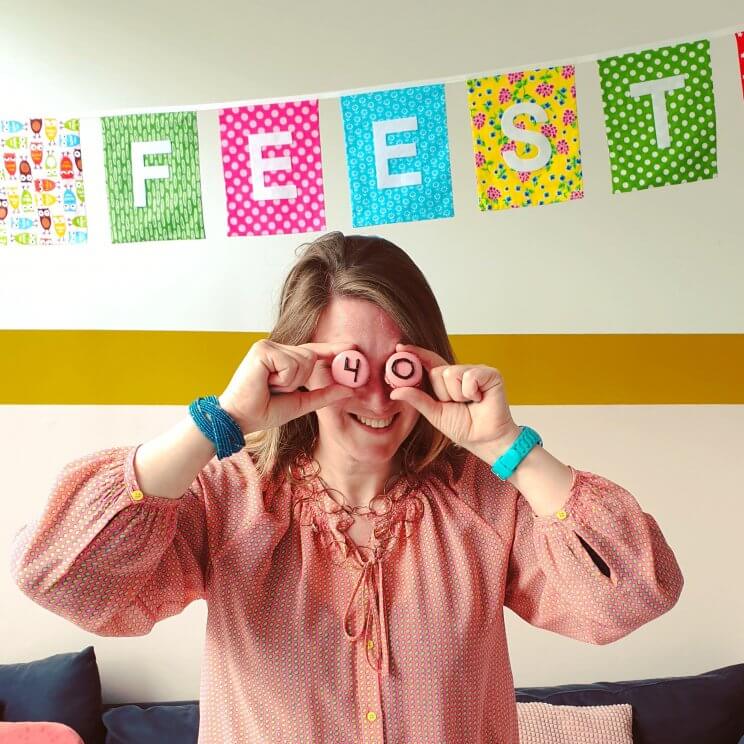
{"left": 366, "top": 711, "right": 377, "bottom": 722}
{"left": 130, "top": 490, "right": 144, "bottom": 502}
{"left": 367, "top": 640, "right": 375, "bottom": 649}
{"left": 556, "top": 509, "right": 568, "bottom": 520}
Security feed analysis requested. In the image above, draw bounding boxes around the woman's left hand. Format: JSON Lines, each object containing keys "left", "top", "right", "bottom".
{"left": 389, "top": 343, "right": 519, "bottom": 455}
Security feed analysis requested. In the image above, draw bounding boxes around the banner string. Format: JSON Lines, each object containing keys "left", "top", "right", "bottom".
{"left": 2, "top": 22, "right": 742, "bottom": 120}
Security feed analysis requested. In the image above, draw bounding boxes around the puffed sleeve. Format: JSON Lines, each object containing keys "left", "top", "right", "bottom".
{"left": 503, "top": 465, "right": 684, "bottom": 645}
{"left": 8, "top": 443, "right": 260, "bottom": 637}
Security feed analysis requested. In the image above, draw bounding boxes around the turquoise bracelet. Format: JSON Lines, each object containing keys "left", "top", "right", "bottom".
{"left": 490, "top": 425, "right": 543, "bottom": 480}
{"left": 188, "top": 395, "right": 245, "bottom": 460}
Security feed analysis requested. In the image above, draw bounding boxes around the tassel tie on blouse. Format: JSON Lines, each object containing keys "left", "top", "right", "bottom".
{"left": 343, "top": 555, "right": 390, "bottom": 678}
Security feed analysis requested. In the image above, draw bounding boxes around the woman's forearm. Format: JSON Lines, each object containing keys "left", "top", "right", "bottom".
{"left": 132, "top": 402, "right": 242, "bottom": 500}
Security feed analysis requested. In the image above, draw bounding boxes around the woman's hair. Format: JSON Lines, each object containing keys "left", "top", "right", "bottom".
{"left": 243, "top": 230, "right": 467, "bottom": 487}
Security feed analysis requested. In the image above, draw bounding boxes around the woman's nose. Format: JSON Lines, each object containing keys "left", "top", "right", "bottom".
{"left": 357, "top": 373, "right": 397, "bottom": 414}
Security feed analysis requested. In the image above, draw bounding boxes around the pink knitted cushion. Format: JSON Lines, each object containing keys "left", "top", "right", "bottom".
{"left": 517, "top": 702, "right": 634, "bottom": 743}
{"left": 0, "top": 721, "right": 85, "bottom": 743}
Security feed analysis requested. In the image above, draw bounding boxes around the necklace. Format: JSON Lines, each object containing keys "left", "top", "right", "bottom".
{"left": 313, "top": 460, "right": 403, "bottom": 519}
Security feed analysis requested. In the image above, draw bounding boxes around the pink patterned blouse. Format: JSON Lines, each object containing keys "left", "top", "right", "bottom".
{"left": 10, "top": 443, "right": 684, "bottom": 743}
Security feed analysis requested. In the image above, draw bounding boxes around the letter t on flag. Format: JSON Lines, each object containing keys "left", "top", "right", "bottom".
{"left": 597, "top": 40, "right": 718, "bottom": 193}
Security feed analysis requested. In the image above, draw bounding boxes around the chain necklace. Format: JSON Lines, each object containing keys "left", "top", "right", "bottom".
{"left": 313, "top": 459, "right": 403, "bottom": 518}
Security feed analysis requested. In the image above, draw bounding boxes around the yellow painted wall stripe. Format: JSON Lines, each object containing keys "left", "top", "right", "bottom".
{"left": 2, "top": 330, "right": 743, "bottom": 404}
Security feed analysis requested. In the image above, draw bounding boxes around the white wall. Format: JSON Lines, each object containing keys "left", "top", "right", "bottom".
{"left": 1, "top": 0, "right": 743, "bottom": 702}
{"left": 1, "top": 3, "right": 743, "bottom": 333}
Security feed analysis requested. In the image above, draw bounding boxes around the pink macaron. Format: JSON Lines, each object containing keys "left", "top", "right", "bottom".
{"left": 331, "top": 349, "right": 370, "bottom": 388}
{"left": 384, "top": 351, "right": 423, "bottom": 388}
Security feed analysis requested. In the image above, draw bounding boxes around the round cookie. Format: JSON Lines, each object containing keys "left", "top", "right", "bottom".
{"left": 384, "top": 352, "right": 423, "bottom": 388}
{"left": 331, "top": 349, "right": 370, "bottom": 388}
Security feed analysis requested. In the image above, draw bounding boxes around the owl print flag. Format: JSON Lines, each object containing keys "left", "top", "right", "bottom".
{"left": 0, "top": 118, "right": 87, "bottom": 245}
{"left": 467, "top": 66, "right": 584, "bottom": 211}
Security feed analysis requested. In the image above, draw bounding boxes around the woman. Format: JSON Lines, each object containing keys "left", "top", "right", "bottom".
{"left": 10, "top": 231, "right": 684, "bottom": 743}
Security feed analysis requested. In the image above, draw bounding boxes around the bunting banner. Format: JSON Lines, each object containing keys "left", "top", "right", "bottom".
{"left": 219, "top": 101, "right": 326, "bottom": 237}
{"left": 467, "top": 65, "right": 584, "bottom": 211}
{"left": 597, "top": 40, "right": 717, "bottom": 193}
{"left": 1, "top": 27, "right": 742, "bottom": 245}
{"left": 102, "top": 112, "right": 205, "bottom": 242}
{"left": 0, "top": 117, "right": 87, "bottom": 246}
{"left": 340, "top": 84, "right": 454, "bottom": 227}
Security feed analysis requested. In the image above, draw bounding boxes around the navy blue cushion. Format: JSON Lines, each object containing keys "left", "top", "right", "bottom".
{"left": 0, "top": 645, "right": 105, "bottom": 744}
{"left": 515, "top": 662, "right": 744, "bottom": 744}
{"left": 103, "top": 703, "right": 198, "bottom": 744}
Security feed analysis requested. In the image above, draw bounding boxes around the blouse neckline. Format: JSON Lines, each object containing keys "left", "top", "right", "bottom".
{"left": 288, "top": 451, "right": 432, "bottom": 678}
{"left": 290, "top": 450, "right": 426, "bottom": 569}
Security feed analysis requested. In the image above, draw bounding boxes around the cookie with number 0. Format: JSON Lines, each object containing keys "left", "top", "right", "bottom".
{"left": 384, "top": 351, "right": 423, "bottom": 388}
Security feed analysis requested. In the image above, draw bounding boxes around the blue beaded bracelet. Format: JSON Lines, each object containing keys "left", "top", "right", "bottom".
{"left": 188, "top": 395, "right": 245, "bottom": 460}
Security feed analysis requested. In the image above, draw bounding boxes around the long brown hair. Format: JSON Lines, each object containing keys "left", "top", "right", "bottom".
{"left": 243, "top": 231, "right": 467, "bottom": 488}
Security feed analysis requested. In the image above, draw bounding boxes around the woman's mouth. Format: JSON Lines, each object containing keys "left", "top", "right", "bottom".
{"left": 348, "top": 412, "right": 398, "bottom": 432}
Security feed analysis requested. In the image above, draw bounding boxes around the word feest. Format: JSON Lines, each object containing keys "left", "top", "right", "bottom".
{"left": 331, "top": 350, "right": 423, "bottom": 389}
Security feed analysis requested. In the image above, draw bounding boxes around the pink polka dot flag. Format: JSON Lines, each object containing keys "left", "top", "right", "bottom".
{"left": 737, "top": 32, "right": 744, "bottom": 99}
{"left": 219, "top": 101, "right": 326, "bottom": 237}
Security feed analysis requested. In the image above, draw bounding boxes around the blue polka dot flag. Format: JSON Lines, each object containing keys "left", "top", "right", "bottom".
{"left": 340, "top": 84, "right": 454, "bottom": 227}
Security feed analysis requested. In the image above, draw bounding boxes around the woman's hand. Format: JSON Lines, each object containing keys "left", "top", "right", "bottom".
{"left": 219, "top": 339, "right": 355, "bottom": 434}
{"left": 389, "top": 342, "right": 520, "bottom": 456}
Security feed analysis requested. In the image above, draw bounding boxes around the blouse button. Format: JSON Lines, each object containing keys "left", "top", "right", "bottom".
{"left": 130, "top": 490, "right": 144, "bottom": 502}
{"left": 366, "top": 711, "right": 378, "bottom": 722}
{"left": 367, "top": 640, "right": 374, "bottom": 649}
{"left": 556, "top": 509, "right": 568, "bottom": 520}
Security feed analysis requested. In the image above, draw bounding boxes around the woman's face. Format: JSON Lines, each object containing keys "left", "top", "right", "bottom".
{"left": 306, "top": 295, "right": 421, "bottom": 466}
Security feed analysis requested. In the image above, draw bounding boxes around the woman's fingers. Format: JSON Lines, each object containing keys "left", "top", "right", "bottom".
{"left": 427, "top": 366, "right": 451, "bottom": 401}
{"left": 265, "top": 348, "right": 305, "bottom": 390}
{"left": 428, "top": 364, "right": 481, "bottom": 402}
{"left": 268, "top": 341, "right": 356, "bottom": 393}
{"left": 441, "top": 366, "right": 469, "bottom": 402}
{"left": 268, "top": 341, "right": 357, "bottom": 390}
{"left": 461, "top": 368, "right": 483, "bottom": 401}
{"left": 395, "top": 342, "right": 448, "bottom": 370}
{"left": 300, "top": 340, "right": 359, "bottom": 358}
{"left": 397, "top": 343, "right": 478, "bottom": 402}
{"left": 275, "top": 384, "right": 354, "bottom": 420}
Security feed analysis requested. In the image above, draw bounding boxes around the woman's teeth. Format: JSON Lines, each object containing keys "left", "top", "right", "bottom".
{"left": 354, "top": 414, "right": 395, "bottom": 429}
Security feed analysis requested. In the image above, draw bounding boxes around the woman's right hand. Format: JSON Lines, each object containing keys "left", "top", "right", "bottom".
{"left": 218, "top": 339, "right": 357, "bottom": 434}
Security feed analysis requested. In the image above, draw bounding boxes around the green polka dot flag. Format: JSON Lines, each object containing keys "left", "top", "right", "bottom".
{"left": 102, "top": 112, "right": 205, "bottom": 243}
{"left": 597, "top": 40, "right": 717, "bottom": 193}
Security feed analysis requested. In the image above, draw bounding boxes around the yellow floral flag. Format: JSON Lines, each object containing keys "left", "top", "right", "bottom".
{"left": 467, "top": 66, "right": 584, "bottom": 211}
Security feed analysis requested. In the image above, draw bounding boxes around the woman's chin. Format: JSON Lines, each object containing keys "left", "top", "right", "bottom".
{"left": 345, "top": 428, "right": 401, "bottom": 460}
{"left": 347, "top": 439, "right": 399, "bottom": 459}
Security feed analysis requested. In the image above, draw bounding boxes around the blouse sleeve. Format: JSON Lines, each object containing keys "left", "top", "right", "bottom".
{"left": 8, "top": 443, "right": 257, "bottom": 637}
{"left": 503, "top": 465, "right": 685, "bottom": 645}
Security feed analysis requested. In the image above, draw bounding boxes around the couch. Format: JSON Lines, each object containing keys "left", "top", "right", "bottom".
{"left": 1, "top": 646, "right": 742, "bottom": 743}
